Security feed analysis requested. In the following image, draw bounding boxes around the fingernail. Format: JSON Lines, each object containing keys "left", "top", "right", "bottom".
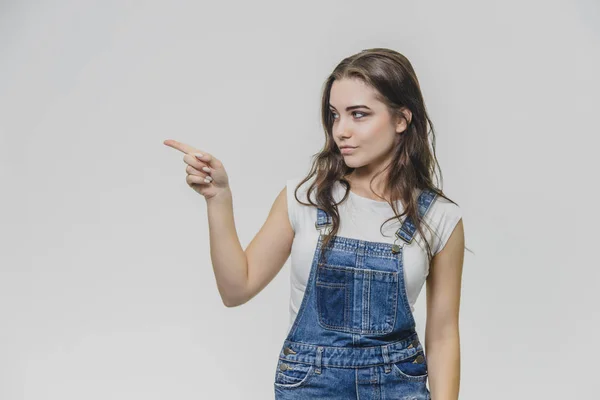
{"left": 194, "top": 153, "right": 203, "bottom": 159}
{"left": 202, "top": 167, "right": 211, "bottom": 172}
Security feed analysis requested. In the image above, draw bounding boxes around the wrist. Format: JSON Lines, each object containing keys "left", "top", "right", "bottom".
{"left": 206, "top": 187, "right": 232, "bottom": 204}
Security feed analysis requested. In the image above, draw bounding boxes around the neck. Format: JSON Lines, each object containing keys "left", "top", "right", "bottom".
{"left": 345, "top": 169, "right": 391, "bottom": 202}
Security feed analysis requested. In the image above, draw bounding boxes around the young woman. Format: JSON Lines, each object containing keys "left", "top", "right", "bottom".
{"left": 164, "top": 48, "right": 464, "bottom": 400}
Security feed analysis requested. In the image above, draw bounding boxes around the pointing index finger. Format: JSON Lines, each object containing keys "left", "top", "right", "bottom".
{"left": 163, "top": 139, "right": 199, "bottom": 155}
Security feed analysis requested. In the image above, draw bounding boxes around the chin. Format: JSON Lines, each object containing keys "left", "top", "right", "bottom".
{"left": 342, "top": 159, "right": 364, "bottom": 168}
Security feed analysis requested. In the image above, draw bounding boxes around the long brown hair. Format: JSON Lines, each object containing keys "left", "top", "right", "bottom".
{"left": 294, "top": 48, "right": 465, "bottom": 264}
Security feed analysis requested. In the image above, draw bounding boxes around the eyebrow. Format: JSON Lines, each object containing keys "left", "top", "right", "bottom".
{"left": 328, "top": 104, "right": 372, "bottom": 111}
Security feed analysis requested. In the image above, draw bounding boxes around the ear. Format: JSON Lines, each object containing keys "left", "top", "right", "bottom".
{"left": 395, "top": 107, "right": 412, "bottom": 134}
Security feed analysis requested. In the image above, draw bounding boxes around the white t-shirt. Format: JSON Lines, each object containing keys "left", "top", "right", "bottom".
{"left": 285, "top": 176, "right": 462, "bottom": 333}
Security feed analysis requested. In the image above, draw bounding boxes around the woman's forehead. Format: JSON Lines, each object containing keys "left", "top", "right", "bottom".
{"left": 330, "top": 78, "right": 382, "bottom": 109}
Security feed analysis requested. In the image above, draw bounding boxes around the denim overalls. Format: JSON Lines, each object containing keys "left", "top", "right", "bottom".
{"left": 274, "top": 188, "right": 437, "bottom": 399}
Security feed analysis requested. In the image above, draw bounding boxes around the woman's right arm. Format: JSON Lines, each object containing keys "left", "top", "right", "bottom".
{"left": 164, "top": 139, "right": 294, "bottom": 307}
{"left": 206, "top": 185, "right": 293, "bottom": 307}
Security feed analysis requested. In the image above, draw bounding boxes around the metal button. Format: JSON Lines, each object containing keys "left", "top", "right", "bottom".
{"left": 283, "top": 347, "right": 296, "bottom": 355}
{"left": 413, "top": 354, "right": 425, "bottom": 364}
{"left": 411, "top": 339, "right": 420, "bottom": 348}
{"left": 279, "top": 363, "right": 289, "bottom": 371}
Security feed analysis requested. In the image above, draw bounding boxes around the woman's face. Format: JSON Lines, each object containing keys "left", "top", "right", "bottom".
{"left": 329, "top": 78, "right": 408, "bottom": 173}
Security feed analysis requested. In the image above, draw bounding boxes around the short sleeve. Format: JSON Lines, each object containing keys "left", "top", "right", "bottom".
{"left": 286, "top": 179, "right": 299, "bottom": 233}
{"left": 429, "top": 198, "right": 463, "bottom": 256}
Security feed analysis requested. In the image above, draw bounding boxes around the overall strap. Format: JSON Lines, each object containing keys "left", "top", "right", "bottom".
{"left": 314, "top": 188, "right": 438, "bottom": 253}
{"left": 394, "top": 188, "right": 438, "bottom": 246}
{"left": 314, "top": 208, "right": 333, "bottom": 234}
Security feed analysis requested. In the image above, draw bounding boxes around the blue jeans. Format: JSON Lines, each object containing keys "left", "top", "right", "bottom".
{"left": 274, "top": 189, "right": 437, "bottom": 399}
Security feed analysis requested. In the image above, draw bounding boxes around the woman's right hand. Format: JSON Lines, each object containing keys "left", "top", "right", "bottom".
{"left": 163, "top": 139, "right": 230, "bottom": 201}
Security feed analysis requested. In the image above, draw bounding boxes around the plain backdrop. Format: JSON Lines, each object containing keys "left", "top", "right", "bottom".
{"left": 1, "top": 0, "right": 599, "bottom": 399}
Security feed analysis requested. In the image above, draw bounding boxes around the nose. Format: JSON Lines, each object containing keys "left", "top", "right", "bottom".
{"left": 333, "top": 118, "right": 351, "bottom": 141}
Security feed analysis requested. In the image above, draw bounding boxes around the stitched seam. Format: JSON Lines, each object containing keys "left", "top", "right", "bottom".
{"left": 318, "top": 263, "right": 398, "bottom": 277}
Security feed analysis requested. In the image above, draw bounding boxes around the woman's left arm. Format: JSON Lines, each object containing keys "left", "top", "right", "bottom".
{"left": 425, "top": 218, "right": 465, "bottom": 400}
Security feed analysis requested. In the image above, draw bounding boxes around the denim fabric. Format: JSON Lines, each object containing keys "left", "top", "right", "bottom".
{"left": 274, "top": 189, "right": 437, "bottom": 399}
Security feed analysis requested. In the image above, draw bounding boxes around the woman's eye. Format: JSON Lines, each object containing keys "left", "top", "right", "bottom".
{"left": 330, "top": 111, "right": 367, "bottom": 120}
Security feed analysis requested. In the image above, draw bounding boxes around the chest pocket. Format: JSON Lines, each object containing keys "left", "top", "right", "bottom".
{"left": 315, "top": 262, "right": 399, "bottom": 335}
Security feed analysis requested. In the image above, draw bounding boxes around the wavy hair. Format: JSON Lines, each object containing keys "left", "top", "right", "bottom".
{"left": 294, "top": 48, "right": 465, "bottom": 264}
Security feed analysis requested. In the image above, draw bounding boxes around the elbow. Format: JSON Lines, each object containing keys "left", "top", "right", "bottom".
{"left": 426, "top": 323, "right": 460, "bottom": 344}
{"left": 222, "top": 298, "right": 241, "bottom": 308}
{"left": 221, "top": 293, "right": 249, "bottom": 308}
{"left": 218, "top": 278, "right": 250, "bottom": 308}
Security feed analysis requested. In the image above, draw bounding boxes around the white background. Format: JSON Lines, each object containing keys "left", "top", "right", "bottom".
{"left": 1, "top": 0, "right": 599, "bottom": 398}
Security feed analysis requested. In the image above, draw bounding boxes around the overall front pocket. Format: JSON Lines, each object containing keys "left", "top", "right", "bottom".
{"left": 391, "top": 350, "right": 428, "bottom": 382}
{"left": 315, "top": 264, "right": 398, "bottom": 334}
{"left": 274, "top": 360, "right": 315, "bottom": 389}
